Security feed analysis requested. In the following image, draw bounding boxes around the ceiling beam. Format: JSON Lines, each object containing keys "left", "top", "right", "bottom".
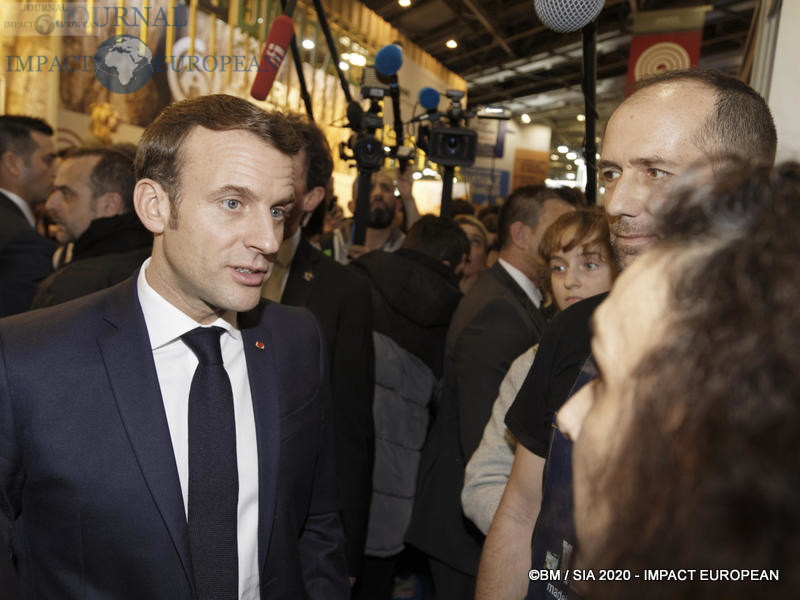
{"left": 444, "top": 0, "right": 516, "bottom": 57}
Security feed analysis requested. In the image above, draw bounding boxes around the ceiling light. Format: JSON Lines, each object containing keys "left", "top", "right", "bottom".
{"left": 339, "top": 61, "right": 349, "bottom": 71}
{"left": 257, "top": 17, "right": 264, "bottom": 23}
{"left": 550, "top": 154, "right": 559, "bottom": 161}
{"left": 339, "top": 36, "right": 351, "bottom": 46}
{"left": 557, "top": 145, "right": 568, "bottom": 153}
{"left": 446, "top": 39, "right": 458, "bottom": 49}
{"left": 566, "top": 151, "right": 577, "bottom": 160}
{"left": 566, "top": 164, "right": 573, "bottom": 170}
{"left": 348, "top": 53, "right": 366, "bottom": 67}
{"left": 566, "top": 172, "right": 576, "bottom": 180}
{"left": 520, "top": 113, "right": 531, "bottom": 124}
{"left": 412, "top": 171, "right": 422, "bottom": 180}
{"left": 576, "top": 114, "right": 585, "bottom": 122}
{"left": 302, "top": 39, "right": 314, "bottom": 50}
{"left": 574, "top": 158, "right": 585, "bottom": 166}
{"left": 384, "top": 146, "right": 391, "bottom": 152}
{"left": 398, "top": 0, "right": 411, "bottom": 6}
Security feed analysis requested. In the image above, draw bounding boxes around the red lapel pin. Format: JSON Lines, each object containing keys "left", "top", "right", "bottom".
{"left": 255, "top": 341, "right": 265, "bottom": 350}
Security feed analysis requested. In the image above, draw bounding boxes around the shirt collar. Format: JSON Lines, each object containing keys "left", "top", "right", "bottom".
{"left": 0, "top": 188, "right": 35, "bottom": 228}
{"left": 136, "top": 257, "right": 240, "bottom": 350}
{"left": 498, "top": 258, "right": 542, "bottom": 308}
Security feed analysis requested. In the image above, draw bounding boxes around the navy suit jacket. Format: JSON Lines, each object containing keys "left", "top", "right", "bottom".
{"left": 281, "top": 238, "right": 375, "bottom": 576}
{"left": 0, "top": 275, "right": 348, "bottom": 599}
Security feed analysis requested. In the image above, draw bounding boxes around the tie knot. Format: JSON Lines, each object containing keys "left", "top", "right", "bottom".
{"left": 182, "top": 326, "right": 225, "bottom": 366}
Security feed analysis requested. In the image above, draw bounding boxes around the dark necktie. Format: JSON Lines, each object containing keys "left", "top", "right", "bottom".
{"left": 181, "top": 326, "right": 239, "bottom": 600}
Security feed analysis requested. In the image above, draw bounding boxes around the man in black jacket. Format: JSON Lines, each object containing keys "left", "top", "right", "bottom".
{"left": 32, "top": 147, "right": 152, "bottom": 308}
{"left": 350, "top": 215, "right": 468, "bottom": 600}
{"left": 0, "top": 116, "right": 56, "bottom": 316}
{"left": 261, "top": 114, "right": 375, "bottom": 584}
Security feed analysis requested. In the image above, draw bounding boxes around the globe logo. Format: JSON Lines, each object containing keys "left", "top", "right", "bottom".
{"left": 94, "top": 34, "right": 153, "bottom": 94}
{"left": 34, "top": 14, "right": 55, "bottom": 35}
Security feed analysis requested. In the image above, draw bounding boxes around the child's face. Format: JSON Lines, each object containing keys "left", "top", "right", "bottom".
{"left": 549, "top": 228, "right": 616, "bottom": 310}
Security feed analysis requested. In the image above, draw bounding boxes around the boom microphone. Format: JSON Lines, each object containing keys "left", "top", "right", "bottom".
{"left": 534, "top": 0, "right": 604, "bottom": 33}
{"left": 374, "top": 44, "right": 403, "bottom": 77}
{"left": 418, "top": 87, "right": 440, "bottom": 110}
{"left": 250, "top": 15, "right": 295, "bottom": 101}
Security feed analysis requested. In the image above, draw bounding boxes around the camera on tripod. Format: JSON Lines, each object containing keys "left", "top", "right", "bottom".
{"left": 418, "top": 89, "right": 478, "bottom": 168}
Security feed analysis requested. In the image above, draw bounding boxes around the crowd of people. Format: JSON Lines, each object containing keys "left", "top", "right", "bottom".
{"left": 0, "top": 67, "right": 797, "bottom": 600}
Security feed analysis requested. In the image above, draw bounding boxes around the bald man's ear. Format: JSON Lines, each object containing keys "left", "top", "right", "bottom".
{"left": 302, "top": 185, "right": 326, "bottom": 213}
{"left": 134, "top": 179, "right": 170, "bottom": 234}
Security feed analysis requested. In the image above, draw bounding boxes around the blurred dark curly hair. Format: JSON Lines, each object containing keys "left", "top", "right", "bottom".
{"left": 580, "top": 161, "right": 800, "bottom": 599}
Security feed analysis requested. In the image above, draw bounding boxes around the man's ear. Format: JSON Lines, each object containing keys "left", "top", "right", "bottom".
{"left": 0, "top": 151, "right": 23, "bottom": 178}
{"left": 301, "top": 185, "right": 326, "bottom": 213}
{"left": 134, "top": 179, "right": 170, "bottom": 234}
{"left": 95, "top": 192, "right": 124, "bottom": 218}
{"left": 509, "top": 221, "right": 528, "bottom": 250}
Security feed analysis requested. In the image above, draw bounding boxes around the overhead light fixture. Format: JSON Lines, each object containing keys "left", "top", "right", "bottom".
{"left": 557, "top": 145, "right": 568, "bottom": 153}
{"left": 575, "top": 157, "right": 585, "bottom": 166}
{"left": 446, "top": 39, "right": 458, "bottom": 49}
{"left": 566, "top": 164, "right": 573, "bottom": 170}
{"left": 520, "top": 113, "right": 531, "bottom": 124}
{"left": 302, "top": 39, "right": 314, "bottom": 50}
{"left": 398, "top": 0, "right": 411, "bottom": 6}
{"left": 566, "top": 172, "right": 576, "bottom": 180}
{"left": 384, "top": 146, "right": 391, "bottom": 152}
{"left": 576, "top": 114, "right": 586, "bottom": 122}
{"left": 566, "top": 151, "right": 577, "bottom": 160}
{"left": 348, "top": 53, "right": 366, "bottom": 67}
{"left": 550, "top": 154, "right": 559, "bottom": 161}
{"left": 412, "top": 171, "right": 422, "bottom": 180}
{"left": 339, "top": 61, "right": 349, "bottom": 71}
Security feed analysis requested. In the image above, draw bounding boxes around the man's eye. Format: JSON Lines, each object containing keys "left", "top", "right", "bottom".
{"left": 270, "top": 206, "right": 286, "bottom": 219}
{"left": 551, "top": 265, "right": 565, "bottom": 273}
{"left": 223, "top": 199, "right": 241, "bottom": 210}
{"left": 647, "top": 168, "right": 670, "bottom": 179}
{"left": 585, "top": 261, "right": 599, "bottom": 270}
{"left": 601, "top": 170, "right": 620, "bottom": 183}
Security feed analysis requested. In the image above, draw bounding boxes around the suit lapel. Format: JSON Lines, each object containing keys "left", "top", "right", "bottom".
{"left": 281, "top": 239, "right": 319, "bottom": 307}
{"left": 239, "top": 305, "right": 281, "bottom": 574}
{"left": 96, "top": 276, "right": 195, "bottom": 594}
{"left": 490, "top": 262, "right": 547, "bottom": 335}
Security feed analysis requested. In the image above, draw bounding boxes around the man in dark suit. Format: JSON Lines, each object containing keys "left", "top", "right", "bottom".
{"left": 261, "top": 113, "right": 375, "bottom": 584}
{"left": 0, "top": 95, "right": 348, "bottom": 599}
{"left": 0, "top": 116, "right": 57, "bottom": 317}
{"left": 406, "top": 185, "right": 576, "bottom": 598}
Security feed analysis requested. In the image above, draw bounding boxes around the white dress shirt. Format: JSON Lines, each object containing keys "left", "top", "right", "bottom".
{"left": 0, "top": 187, "right": 35, "bottom": 227}
{"left": 137, "top": 258, "right": 260, "bottom": 600}
{"left": 498, "top": 257, "right": 543, "bottom": 308}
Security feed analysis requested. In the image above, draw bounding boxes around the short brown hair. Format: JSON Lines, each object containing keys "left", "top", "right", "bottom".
{"left": 497, "top": 185, "right": 582, "bottom": 249}
{"left": 633, "top": 69, "right": 777, "bottom": 166}
{"left": 62, "top": 147, "right": 135, "bottom": 212}
{"left": 134, "top": 95, "right": 301, "bottom": 209}
{"left": 284, "top": 113, "right": 333, "bottom": 192}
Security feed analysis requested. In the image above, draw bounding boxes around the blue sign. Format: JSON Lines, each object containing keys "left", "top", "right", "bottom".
{"left": 461, "top": 166, "right": 510, "bottom": 205}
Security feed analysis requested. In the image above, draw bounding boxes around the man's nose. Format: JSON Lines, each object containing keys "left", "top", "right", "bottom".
{"left": 604, "top": 173, "right": 645, "bottom": 219}
{"left": 557, "top": 384, "right": 593, "bottom": 441}
{"left": 246, "top": 213, "right": 282, "bottom": 255}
